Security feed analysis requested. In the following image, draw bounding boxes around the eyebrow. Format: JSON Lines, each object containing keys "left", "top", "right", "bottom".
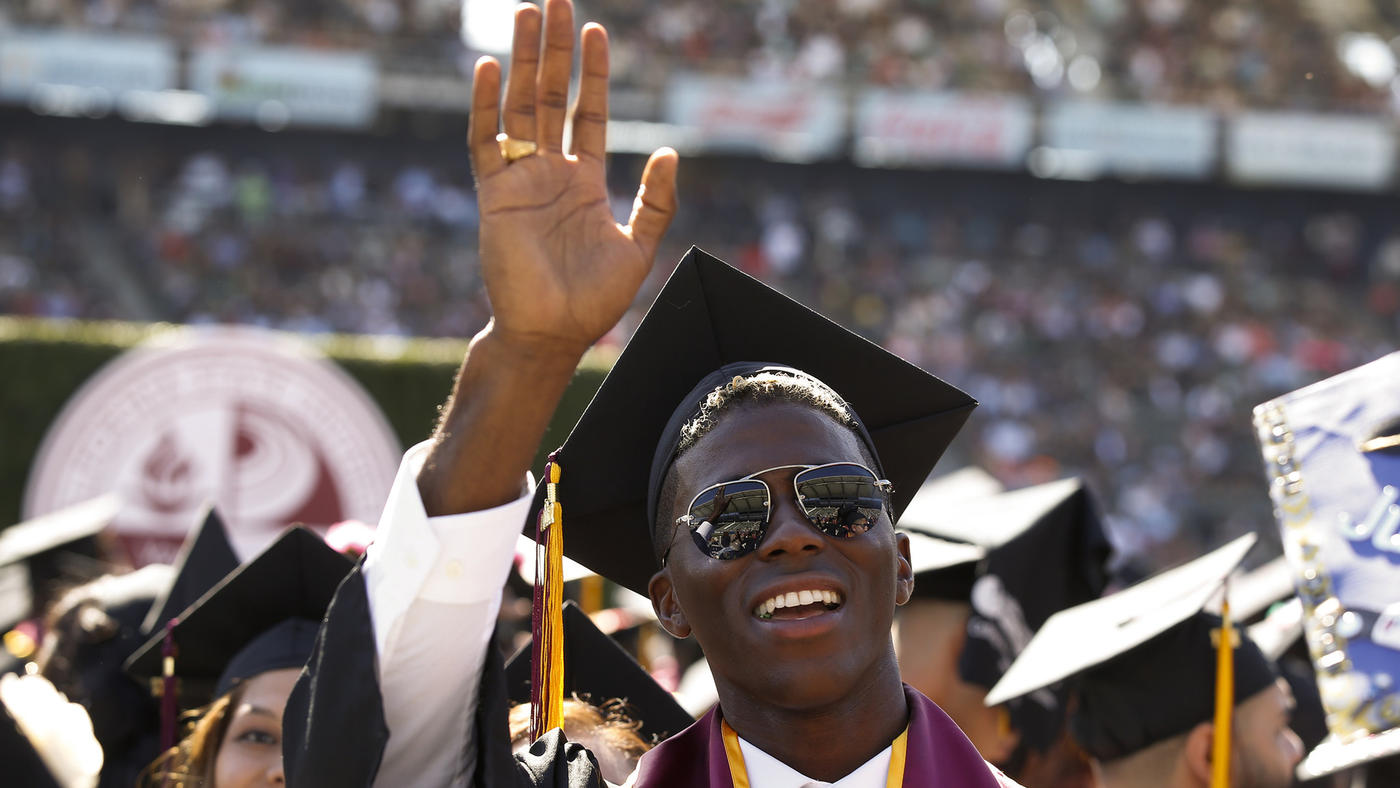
{"left": 236, "top": 704, "right": 281, "bottom": 719}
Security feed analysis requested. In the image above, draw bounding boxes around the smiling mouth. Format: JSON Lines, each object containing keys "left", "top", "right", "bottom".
{"left": 753, "top": 589, "right": 844, "bottom": 620}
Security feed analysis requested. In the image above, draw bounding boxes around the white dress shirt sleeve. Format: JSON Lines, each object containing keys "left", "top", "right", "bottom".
{"left": 364, "top": 440, "right": 533, "bottom": 788}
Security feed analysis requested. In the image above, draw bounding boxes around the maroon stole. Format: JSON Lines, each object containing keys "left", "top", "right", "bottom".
{"left": 631, "top": 685, "right": 1018, "bottom": 787}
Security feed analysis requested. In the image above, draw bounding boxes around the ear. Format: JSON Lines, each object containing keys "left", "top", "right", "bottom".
{"left": 649, "top": 568, "right": 691, "bottom": 638}
{"left": 894, "top": 531, "right": 915, "bottom": 606}
{"left": 1183, "top": 721, "right": 1215, "bottom": 785}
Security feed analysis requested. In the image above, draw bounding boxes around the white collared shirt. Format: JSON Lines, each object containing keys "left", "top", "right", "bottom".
{"left": 365, "top": 441, "right": 533, "bottom": 788}
{"left": 738, "top": 737, "right": 892, "bottom": 788}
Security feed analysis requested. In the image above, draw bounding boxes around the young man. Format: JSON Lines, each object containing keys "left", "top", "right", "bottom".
{"left": 282, "top": 1, "right": 1019, "bottom": 785}
{"left": 986, "top": 535, "right": 1303, "bottom": 788}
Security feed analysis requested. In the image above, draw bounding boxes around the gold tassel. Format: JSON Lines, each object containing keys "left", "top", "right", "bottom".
{"left": 1211, "top": 591, "right": 1235, "bottom": 788}
{"left": 531, "top": 459, "right": 566, "bottom": 741}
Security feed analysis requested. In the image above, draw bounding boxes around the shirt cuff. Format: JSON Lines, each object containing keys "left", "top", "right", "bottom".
{"left": 364, "top": 440, "right": 533, "bottom": 657}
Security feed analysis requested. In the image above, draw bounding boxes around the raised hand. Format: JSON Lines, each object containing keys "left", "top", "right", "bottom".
{"left": 468, "top": 0, "right": 679, "bottom": 360}
{"left": 420, "top": 0, "right": 678, "bottom": 515}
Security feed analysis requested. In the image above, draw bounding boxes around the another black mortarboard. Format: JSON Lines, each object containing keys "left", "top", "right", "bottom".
{"left": 125, "top": 527, "right": 351, "bottom": 705}
{"left": 140, "top": 507, "right": 240, "bottom": 636}
{"left": 528, "top": 248, "right": 977, "bottom": 596}
{"left": 505, "top": 602, "right": 693, "bottom": 743}
{"left": 905, "top": 478, "right": 1112, "bottom": 752}
{"left": 986, "top": 534, "right": 1277, "bottom": 762}
{"left": 1, "top": 496, "right": 119, "bottom": 631}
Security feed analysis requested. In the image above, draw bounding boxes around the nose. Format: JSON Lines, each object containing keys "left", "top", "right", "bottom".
{"left": 268, "top": 755, "right": 286, "bottom": 786}
{"left": 1283, "top": 727, "right": 1304, "bottom": 768}
{"left": 757, "top": 477, "right": 824, "bottom": 560}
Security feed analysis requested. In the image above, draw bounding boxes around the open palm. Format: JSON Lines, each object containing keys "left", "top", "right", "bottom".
{"left": 469, "top": 0, "right": 678, "bottom": 357}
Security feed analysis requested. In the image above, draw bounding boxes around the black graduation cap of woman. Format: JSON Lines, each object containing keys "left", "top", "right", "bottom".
{"left": 504, "top": 601, "right": 693, "bottom": 743}
{"left": 526, "top": 247, "right": 978, "bottom": 597}
{"left": 140, "top": 506, "right": 240, "bottom": 637}
{"left": 125, "top": 527, "right": 351, "bottom": 709}
{"left": 985, "top": 533, "right": 1277, "bottom": 763}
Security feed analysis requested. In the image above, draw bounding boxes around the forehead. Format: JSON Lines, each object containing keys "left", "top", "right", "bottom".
{"left": 674, "top": 401, "right": 867, "bottom": 489}
{"left": 234, "top": 667, "right": 300, "bottom": 716}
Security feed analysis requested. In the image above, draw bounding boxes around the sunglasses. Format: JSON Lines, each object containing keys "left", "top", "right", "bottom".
{"left": 669, "top": 463, "right": 894, "bottom": 562}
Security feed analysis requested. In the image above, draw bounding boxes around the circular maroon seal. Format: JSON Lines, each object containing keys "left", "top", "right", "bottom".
{"left": 24, "top": 326, "right": 403, "bottom": 565}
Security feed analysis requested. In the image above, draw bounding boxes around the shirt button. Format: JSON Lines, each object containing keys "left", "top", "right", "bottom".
{"left": 446, "top": 559, "right": 463, "bottom": 578}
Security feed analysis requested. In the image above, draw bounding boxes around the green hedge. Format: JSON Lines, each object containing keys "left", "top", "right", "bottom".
{"left": 0, "top": 317, "right": 612, "bottom": 527}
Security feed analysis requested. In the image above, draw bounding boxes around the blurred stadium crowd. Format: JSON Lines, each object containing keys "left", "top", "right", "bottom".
{"left": 4, "top": 108, "right": 1399, "bottom": 568}
{"left": 8, "top": 0, "right": 1400, "bottom": 112}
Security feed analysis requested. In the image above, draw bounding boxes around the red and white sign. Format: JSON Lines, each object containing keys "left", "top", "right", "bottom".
{"left": 24, "top": 327, "right": 401, "bottom": 565}
{"left": 854, "top": 91, "right": 1032, "bottom": 168}
{"left": 664, "top": 74, "right": 844, "bottom": 161}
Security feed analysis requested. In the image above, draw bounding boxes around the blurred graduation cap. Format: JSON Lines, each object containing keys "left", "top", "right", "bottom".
{"left": 899, "top": 468, "right": 1003, "bottom": 599}
{"left": 526, "top": 247, "right": 977, "bottom": 598}
{"left": 504, "top": 602, "right": 692, "bottom": 743}
{"left": 902, "top": 477, "right": 1109, "bottom": 609}
{"left": 1, "top": 496, "right": 119, "bottom": 632}
{"left": 905, "top": 478, "right": 1112, "bottom": 753}
{"left": 985, "top": 534, "right": 1277, "bottom": 763}
{"left": 125, "top": 527, "right": 351, "bottom": 712}
{"left": 140, "top": 507, "right": 239, "bottom": 636}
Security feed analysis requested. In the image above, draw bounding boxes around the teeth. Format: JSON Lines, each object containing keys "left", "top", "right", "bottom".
{"left": 753, "top": 589, "right": 844, "bottom": 618}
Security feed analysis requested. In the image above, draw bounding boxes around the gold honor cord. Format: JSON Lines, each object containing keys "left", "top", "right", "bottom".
{"left": 720, "top": 719, "right": 908, "bottom": 788}
{"left": 530, "top": 460, "right": 566, "bottom": 741}
{"left": 1210, "top": 594, "right": 1236, "bottom": 788}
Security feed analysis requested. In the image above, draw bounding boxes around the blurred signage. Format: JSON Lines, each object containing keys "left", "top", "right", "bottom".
{"left": 1042, "top": 101, "right": 1217, "bottom": 178}
{"left": 854, "top": 91, "right": 1032, "bottom": 168}
{"left": 24, "top": 327, "right": 401, "bottom": 566}
{"left": 190, "top": 46, "right": 377, "bottom": 129}
{"left": 0, "top": 30, "right": 174, "bottom": 103}
{"left": 1227, "top": 111, "right": 1395, "bottom": 190}
{"left": 663, "top": 74, "right": 844, "bottom": 161}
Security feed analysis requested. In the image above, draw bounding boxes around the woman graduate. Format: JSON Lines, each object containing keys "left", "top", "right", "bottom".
{"left": 283, "top": 1, "right": 1019, "bottom": 785}
{"left": 127, "top": 528, "right": 350, "bottom": 786}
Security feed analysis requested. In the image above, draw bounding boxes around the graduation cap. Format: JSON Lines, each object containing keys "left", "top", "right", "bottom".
{"left": 504, "top": 602, "right": 693, "bottom": 743}
{"left": 1, "top": 496, "right": 119, "bottom": 632}
{"left": 903, "top": 478, "right": 1111, "bottom": 753}
{"left": 527, "top": 247, "right": 976, "bottom": 598}
{"left": 985, "top": 534, "right": 1277, "bottom": 763}
{"left": 139, "top": 507, "right": 240, "bottom": 636}
{"left": 1251, "top": 350, "right": 1400, "bottom": 780}
{"left": 125, "top": 527, "right": 351, "bottom": 714}
{"left": 519, "top": 247, "right": 975, "bottom": 739}
{"left": 900, "top": 468, "right": 1003, "bottom": 599}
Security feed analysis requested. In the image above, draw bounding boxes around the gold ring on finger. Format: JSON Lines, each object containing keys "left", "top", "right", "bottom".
{"left": 497, "top": 133, "right": 539, "bottom": 163}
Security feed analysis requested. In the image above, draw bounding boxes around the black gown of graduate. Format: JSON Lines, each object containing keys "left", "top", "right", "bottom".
{"left": 282, "top": 563, "right": 605, "bottom": 788}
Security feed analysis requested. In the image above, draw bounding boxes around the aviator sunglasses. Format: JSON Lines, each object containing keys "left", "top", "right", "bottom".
{"left": 668, "top": 463, "right": 894, "bottom": 562}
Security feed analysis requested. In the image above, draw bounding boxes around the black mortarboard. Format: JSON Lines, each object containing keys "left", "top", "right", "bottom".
{"left": 906, "top": 478, "right": 1111, "bottom": 752}
{"left": 900, "top": 468, "right": 1001, "bottom": 599}
{"left": 140, "top": 507, "right": 240, "bottom": 636}
{"left": 125, "top": 527, "right": 351, "bottom": 705}
{"left": 1, "top": 496, "right": 119, "bottom": 631}
{"left": 505, "top": 602, "right": 693, "bottom": 743}
{"left": 986, "top": 534, "right": 1277, "bottom": 762}
{"left": 528, "top": 248, "right": 976, "bottom": 596}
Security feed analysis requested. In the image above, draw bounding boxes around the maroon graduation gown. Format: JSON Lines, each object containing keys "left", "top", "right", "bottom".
{"left": 633, "top": 685, "right": 1021, "bottom": 788}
